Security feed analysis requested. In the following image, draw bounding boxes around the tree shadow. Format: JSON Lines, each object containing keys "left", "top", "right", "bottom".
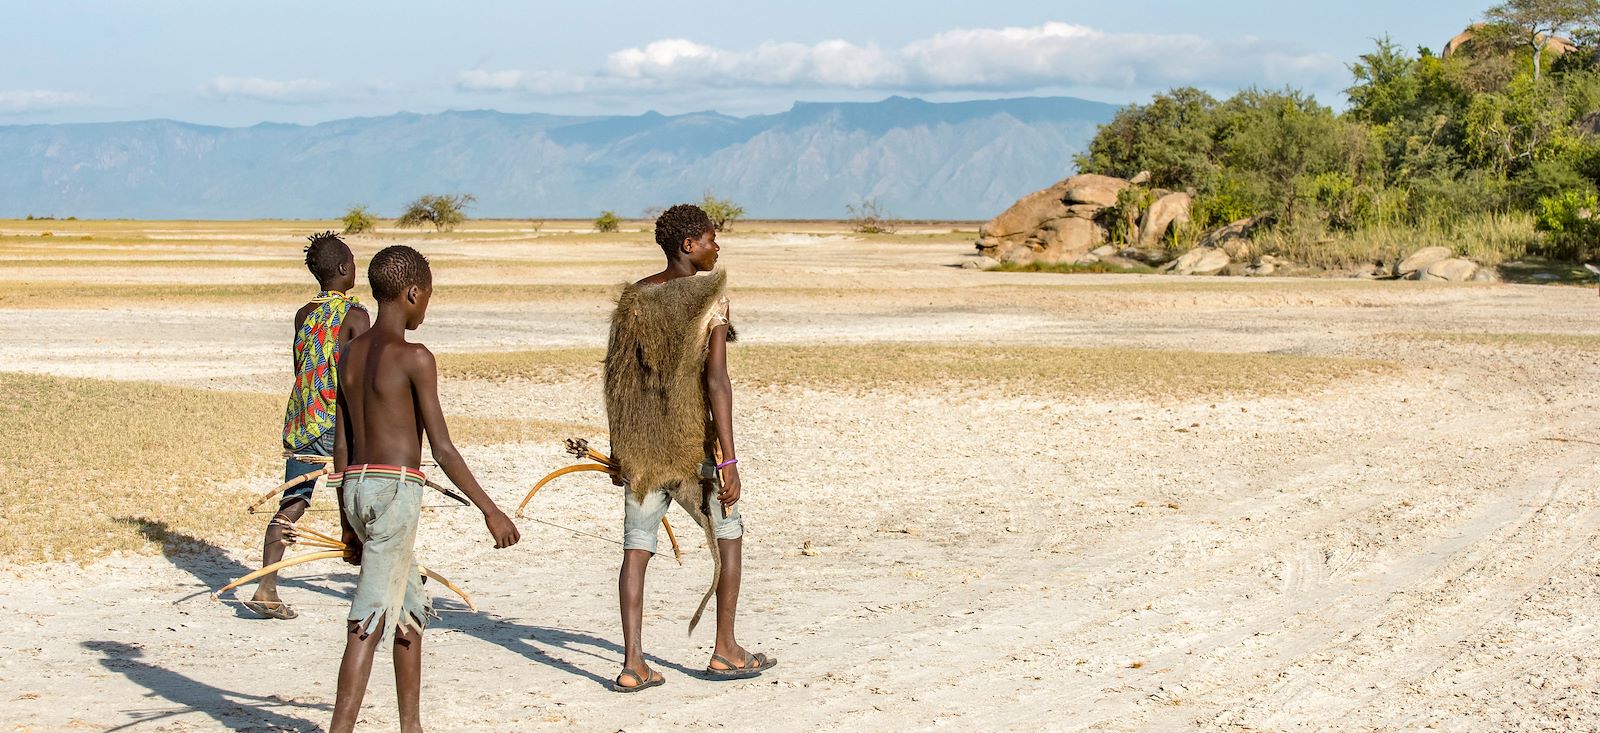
{"left": 120, "top": 517, "right": 355, "bottom": 614}
{"left": 82, "top": 640, "right": 327, "bottom": 732}
{"left": 432, "top": 611, "right": 701, "bottom": 688}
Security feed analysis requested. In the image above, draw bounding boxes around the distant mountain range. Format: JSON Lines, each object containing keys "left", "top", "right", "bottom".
{"left": 0, "top": 96, "right": 1119, "bottom": 220}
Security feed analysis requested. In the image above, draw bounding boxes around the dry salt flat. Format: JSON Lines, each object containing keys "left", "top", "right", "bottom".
{"left": 0, "top": 223, "right": 1597, "bottom": 731}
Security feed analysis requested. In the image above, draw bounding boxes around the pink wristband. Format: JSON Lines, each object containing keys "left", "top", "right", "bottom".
{"left": 716, "top": 458, "right": 739, "bottom": 469}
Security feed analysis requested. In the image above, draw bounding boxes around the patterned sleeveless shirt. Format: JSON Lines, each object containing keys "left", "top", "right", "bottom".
{"left": 282, "top": 292, "right": 367, "bottom": 450}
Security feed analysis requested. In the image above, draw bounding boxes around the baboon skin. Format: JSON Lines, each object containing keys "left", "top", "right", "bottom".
{"left": 604, "top": 269, "right": 735, "bottom": 633}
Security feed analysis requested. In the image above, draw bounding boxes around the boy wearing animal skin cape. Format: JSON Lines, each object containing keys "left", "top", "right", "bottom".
{"left": 603, "top": 203, "right": 777, "bottom": 692}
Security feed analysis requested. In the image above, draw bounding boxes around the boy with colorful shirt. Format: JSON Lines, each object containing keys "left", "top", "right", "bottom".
{"left": 246, "top": 231, "right": 370, "bottom": 620}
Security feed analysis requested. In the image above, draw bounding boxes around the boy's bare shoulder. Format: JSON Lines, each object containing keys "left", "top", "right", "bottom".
{"left": 394, "top": 341, "right": 438, "bottom": 373}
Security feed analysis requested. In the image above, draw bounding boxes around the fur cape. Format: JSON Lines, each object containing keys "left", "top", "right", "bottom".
{"left": 603, "top": 270, "right": 732, "bottom": 633}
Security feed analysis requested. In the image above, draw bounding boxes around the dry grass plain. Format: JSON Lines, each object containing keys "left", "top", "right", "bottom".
{"left": 1, "top": 219, "right": 1597, "bottom": 731}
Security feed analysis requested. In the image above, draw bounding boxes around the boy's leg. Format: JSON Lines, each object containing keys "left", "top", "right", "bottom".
{"left": 712, "top": 536, "right": 744, "bottom": 661}
{"left": 330, "top": 617, "right": 386, "bottom": 733}
{"left": 393, "top": 624, "right": 423, "bottom": 733}
{"left": 618, "top": 548, "right": 655, "bottom": 685}
{"left": 702, "top": 479, "right": 773, "bottom": 674}
{"left": 252, "top": 498, "right": 308, "bottom": 606}
{"left": 616, "top": 487, "right": 669, "bottom": 688}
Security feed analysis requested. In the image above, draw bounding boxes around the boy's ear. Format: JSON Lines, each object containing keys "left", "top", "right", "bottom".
{"left": 681, "top": 237, "right": 696, "bottom": 254}
{"left": 405, "top": 285, "right": 419, "bottom": 305}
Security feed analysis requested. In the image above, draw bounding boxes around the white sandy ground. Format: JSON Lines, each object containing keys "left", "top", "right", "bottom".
{"left": 2, "top": 234, "right": 1600, "bottom": 731}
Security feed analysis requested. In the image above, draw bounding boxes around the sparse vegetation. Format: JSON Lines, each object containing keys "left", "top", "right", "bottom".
{"left": 990, "top": 260, "right": 1156, "bottom": 274}
{"left": 397, "top": 193, "right": 476, "bottom": 231}
{"left": 341, "top": 204, "right": 377, "bottom": 234}
{"left": 700, "top": 192, "right": 746, "bottom": 231}
{"left": 436, "top": 344, "right": 1391, "bottom": 399}
{"left": 847, "top": 198, "right": 899, "bottom": 234}
{"left": 1074, "top": 2, "right": 1600, "bottom": 266}
{"left": 594, "top": 210, "right": 621, "bottom": 232}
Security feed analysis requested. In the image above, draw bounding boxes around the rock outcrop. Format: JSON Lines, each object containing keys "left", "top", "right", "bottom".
{"left": 1137, "top": 192, "right": 1192, "bottom": 249}
{"left": 975, "top": 173, "right": 1127, "bottom": 264}
{"left": 1396, "top": 247, "right": 1453, "bottom": 278}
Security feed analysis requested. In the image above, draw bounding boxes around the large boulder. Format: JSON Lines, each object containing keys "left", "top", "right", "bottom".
{"left": 1396, "top": 246, "right": 1453, "bottom": 277}
{"left": 1036, "top": 217, "right": 1106, "bottom": 261}
{"left": 1062, "top": 174, "right": 1131, "bottom": 208}
{"left": 1137, "top": 192, "right": 1192, "bottom": 248}
{"left": 1165, "top": 247, "right": 1230, "bottom": 276}
{"left": 979, "top": 179, "right": 1072, "bottom": 242}
{"left": 1418, "top": 258, "right": 1480, "bottom": 282}
{"left": 1199, "top": 217, "right": 1257, "bottom": 260}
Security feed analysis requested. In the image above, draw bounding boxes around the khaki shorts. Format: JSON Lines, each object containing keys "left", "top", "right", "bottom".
{"left": 337, "top": 464, "right": 432, "bottom": 637}
{"left": 623, "top": 460, "right": 743, "bottom": 554}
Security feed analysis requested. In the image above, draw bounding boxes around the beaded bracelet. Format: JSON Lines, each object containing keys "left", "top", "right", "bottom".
{"left": 716, "top": 458, "right": 739, "bottom": 469}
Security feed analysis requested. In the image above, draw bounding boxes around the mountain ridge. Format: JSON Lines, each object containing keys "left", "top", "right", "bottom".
{"left": 0, "top": 96, "right": 1118, "bottom": 219}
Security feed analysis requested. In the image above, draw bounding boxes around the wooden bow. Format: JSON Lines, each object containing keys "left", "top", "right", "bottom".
{"left": 517, "top": 438, "right": 683, "bottom": 565}
{"left": 248, "top": 454, "right": 467, "bottom": 512}
{"left": 211, "top": 520, "right": 476, "bottom": 611}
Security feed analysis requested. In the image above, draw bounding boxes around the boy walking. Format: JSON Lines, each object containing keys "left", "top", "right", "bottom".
{"left": 328, "top": 245, "right": 521, "bottom": 733}
{"left": 604, "top": 204, "right": 775, "bottom": 692}
{"left": 248, "top": 232, "right": 369, "bottom": 619}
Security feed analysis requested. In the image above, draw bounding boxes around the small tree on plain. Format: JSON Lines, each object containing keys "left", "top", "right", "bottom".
{"left": 594, "top": 210, "right": 621, "bottom": 232}
{"left": 341, "top": 205, "right": 376, "bottom": 234}
{"left": 846, "top": 197, "right": 899, "bottom": 234}
{"left": 1486, "top": 0, "right": 1600, "bottom": 79}
{"left": 396, "top": 194, "right": 476, "bottom": 231}
{"left": 700, "top": 192, "right": 746, "bottom": 231}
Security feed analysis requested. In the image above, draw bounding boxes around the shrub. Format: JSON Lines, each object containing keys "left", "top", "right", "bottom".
{"left": 700, "top": 192, "right": 745, "bottom": 231}
{"left": 594, "top": 210, "right": 620, "bottom": 233}
{"left": 396, "top": 194, "right": 475, "bottom": 231}
{"left": 341, "top": 205, "right": 376, "bottom": 235}
{"left": 846, "top": 198, "right": 898, "bottom": 234}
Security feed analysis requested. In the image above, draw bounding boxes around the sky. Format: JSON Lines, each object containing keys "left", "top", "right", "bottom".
{"left": 0, "top": 0, "right": 1494, "bottom": 126}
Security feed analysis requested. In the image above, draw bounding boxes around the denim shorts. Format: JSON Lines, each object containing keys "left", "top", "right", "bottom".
{"left": 338, "top": 464, "right": 431, "bottom": 638}
{"left": 281, "top": 429, "right": 335, "bottom": 509}
{"left": 623, "top": 460, "right": 743, "bottom": 554}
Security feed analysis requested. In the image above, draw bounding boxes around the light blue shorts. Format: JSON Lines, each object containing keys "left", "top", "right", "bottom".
{"left": 623, "top": 461, "right": 743, "bottom": 554}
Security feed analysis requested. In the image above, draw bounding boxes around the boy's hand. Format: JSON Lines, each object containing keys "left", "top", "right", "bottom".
{"left": 484, "top": 508, "right": 521, "bottom": 549}
{"left": 718, "top": 463, "right": 742, "bottom": 509}
{"left": 609, "top": 466, "right": 625, "bottom": 487}
{"left": 341, "top": 531, "right": 363, "bottom": 566}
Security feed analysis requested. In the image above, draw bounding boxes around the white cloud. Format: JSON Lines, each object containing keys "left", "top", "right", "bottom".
{"left": 202, "top": 76, "right": 335, "bottom": 103}
{"left": 460, "top": 22, "right": 1344, "bottom": 97}
{"left": 0, "top": 90, "right": 91, "bottom": 114}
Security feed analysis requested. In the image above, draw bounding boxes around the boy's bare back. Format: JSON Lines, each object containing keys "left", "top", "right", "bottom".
{"left": 337, "top": 332, "right": 431, "bottom": 468}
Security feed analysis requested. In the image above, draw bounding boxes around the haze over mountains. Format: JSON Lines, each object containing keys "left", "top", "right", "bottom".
{"left": 0, "top": 96, "right": 1117, "bottom": 220}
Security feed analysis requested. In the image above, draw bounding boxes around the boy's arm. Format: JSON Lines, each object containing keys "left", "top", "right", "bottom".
{"left": 340, "top": 307, "right": 370, "bottom": 348}
{"left": 704, "top": 311, "right": 740, "bottom": 509}
{"left": 408, "top": 345, "right": 521, "bottom": 549}
{"left": 332, "top": 377, "right": 361, "bottom": 564}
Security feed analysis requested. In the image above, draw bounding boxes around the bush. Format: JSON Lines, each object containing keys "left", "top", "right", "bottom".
{"left": 700, "top": 192, "right": 745, "bottom": 231}
{"left": 594, "top": 211, "right": 620, "bottom": 233}
{"left": 846, "top": 198, "right": 898, "bottom": 234}
{"left": 396, "top": 194, "right": 475, "bottom": 231}
{"left": 341, "top": 205, "right": 376, "bottom": 235}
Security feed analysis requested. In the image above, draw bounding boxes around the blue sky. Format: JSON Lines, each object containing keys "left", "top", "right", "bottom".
{"left": 1, "top": 0, "right": 1491, "bottom": 126}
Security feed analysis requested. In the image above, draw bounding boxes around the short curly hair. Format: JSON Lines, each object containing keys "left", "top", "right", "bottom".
{"left": 653, "top": 204, "right": 714, "bottom": 256}
{"left": 367, "top": 245, "right": 432, "bottom": 302}
{"left": 304, "top": 231, "right": 351, "bottom": 284}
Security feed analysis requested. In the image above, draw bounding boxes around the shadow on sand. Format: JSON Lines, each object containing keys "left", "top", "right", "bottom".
{"left": 121, "top": 517, "right": 355, "bottom": 614}
{"left": 433, "top": 610, "right": 702, "bottom": 688}
{"left": 84, "top": 640, "right": 327, "bottom": 732}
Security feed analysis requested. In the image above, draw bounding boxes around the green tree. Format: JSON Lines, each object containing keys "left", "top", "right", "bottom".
{"left": 1346, "top": 36, "right": 1421, "bottom": 126}
{"left": 396, "top": 194, "right": 476, "bottom": 231}
{"left": 594, "top": 210, "right": 620, "bottom": 232}
{"left": 1485, "top": 0, "right": 1600, "bottom": 79}
{"left": 1074, "top": 87, "right": 1221, "bottom": 189}
{"left": 700, "top": 192, "right": 746, "bottom": 231}
{"left": 341, "top": 205, "right": 376, "bottom": 235}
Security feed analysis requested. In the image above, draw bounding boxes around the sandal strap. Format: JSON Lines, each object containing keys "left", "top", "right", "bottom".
{"left": 711, "top": 652, "right": 764, "bottom": 671}
{"left": 617, "top": 668, "right": 644, "bottom": 684}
